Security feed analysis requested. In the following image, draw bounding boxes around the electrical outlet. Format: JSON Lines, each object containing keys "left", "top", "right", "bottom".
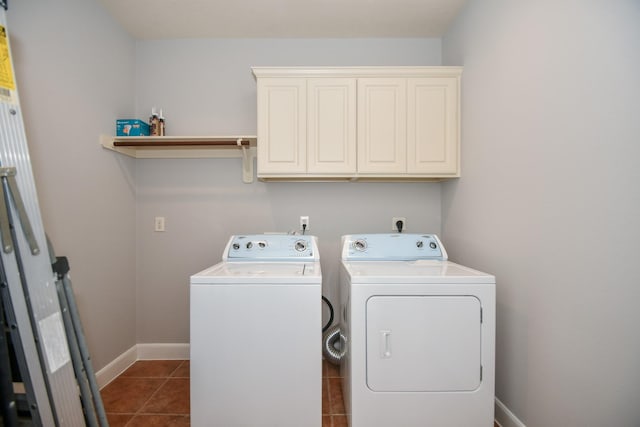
{"left": 392, "top": 217, "right": 406, "bottom": 232}
{"left": 300, "top": 216, "right": 310, "bottom": 231}
{"left": 155, "top": 216, "right": 165, "bottom": 232}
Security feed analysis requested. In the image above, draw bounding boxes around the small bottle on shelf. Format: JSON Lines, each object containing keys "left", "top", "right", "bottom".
{"left": 149, "top": 107, "right": 160, "bottom": 136}
{"left": 158, "top": 109, "right": 165, "bottom": 136}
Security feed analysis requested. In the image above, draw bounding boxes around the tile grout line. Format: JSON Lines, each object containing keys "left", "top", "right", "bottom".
{"left": 139, "top": 377, "right": 172, "bottom": 415}
{"left": 117, "top": 360, "right": 343, "bottom": 425}
{"left": 168, "top": 360, "right": 186, "bottom": 378}
{"left": 121, "top": 370, "right": 173, "bottom": 426}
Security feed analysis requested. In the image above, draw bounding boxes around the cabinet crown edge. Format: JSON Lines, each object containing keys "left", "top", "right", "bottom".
{"left": 251, "top": 66, "right": 462, "bottom": 79}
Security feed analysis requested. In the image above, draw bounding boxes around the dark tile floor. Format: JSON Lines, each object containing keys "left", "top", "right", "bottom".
{"left": 323, "top": 361, "right": 347, "bottom": 427}
{"left": 101, "top": 359, "right": 497, "bottom": 427}
{"left": 101, "top": 360, "right": 190, "bottom": 427}
{"left": 101, "top": 359, "right": 345, "bottom": 427}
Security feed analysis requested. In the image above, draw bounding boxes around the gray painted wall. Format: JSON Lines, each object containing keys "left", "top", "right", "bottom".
{"left": 442, "top": 1, "right": 640, "bottom": 426}
{"left": 9, "top": 0, "right": 137, "bottom": 369}
{"left": 7, "top": 2, "right": 444, "bottom": 366}
{"left": 133, "top": 38, "right": 444, "bottom": 343}
{"left": 134, "top": 38, "right": 441, "bottom": 135}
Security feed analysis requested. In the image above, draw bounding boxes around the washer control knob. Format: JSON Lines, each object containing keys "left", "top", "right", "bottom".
{"left": 258, "top": 241, "right": 267, "bottom": 248}
{"left": 429, "top": 242, "right": 437, "bottom": 249}
{"left": 232, "top": 243, "right": 240, "bottom": 250}
{"left": 416, "top": 240, "right": 424, "bottom": 248}
{"left": 353, "top": 239, "right": 367, "bottom": 251}
{"left": 246, "top": 242, "right": 253, "bottom": 249}
{"left": 295, "top": 240, "right": 307, "bottom": 252}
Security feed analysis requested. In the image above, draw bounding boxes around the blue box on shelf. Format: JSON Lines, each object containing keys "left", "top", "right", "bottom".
{"left": 116, "top": 119, "right": 150, "bottom": 136}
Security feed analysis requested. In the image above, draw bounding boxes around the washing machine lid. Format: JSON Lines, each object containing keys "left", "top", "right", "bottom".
{"left": 343, "top": 260, "right": 494, "bottom": 284}
{"left": 191, "top": 261, "right": 322, "bottom": 284}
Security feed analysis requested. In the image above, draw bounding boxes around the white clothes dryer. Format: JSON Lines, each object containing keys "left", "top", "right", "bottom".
{"left": 340, "top": 234, "right": 495, "bottom": 427}
{"left": 190, "top": 234, "right": 322, "bottom": 427}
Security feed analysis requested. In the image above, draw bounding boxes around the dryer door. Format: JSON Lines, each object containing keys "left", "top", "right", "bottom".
{"left": 366, "top": 295, "right": 481, "bottom": 392}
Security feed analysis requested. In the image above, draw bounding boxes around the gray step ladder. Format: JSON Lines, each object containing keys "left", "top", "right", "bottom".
{"left": 1, "top": 7, "right": 107, "bottom": 426}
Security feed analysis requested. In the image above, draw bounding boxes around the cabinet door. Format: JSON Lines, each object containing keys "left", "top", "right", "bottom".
{"left": 357, "top": 78, "right": 407, "bottom": 174}
{"left": 307, "top": 79, "right": 356, "bottom": 174}
{"left": 257, "top": 78, "right": 306, "bottom": 174}
{"left": 407, "top": 77, "right": 459, "bottom": 175}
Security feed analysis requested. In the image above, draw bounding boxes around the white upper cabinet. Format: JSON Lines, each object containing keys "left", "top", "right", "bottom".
{"left": 307, "top": 78, "right": 357, "bottom": 174}
{"left": 357, "top": 78, "right": 407, "bottom": 174}
{"left": 407, "top": 77, "right": 459, "bottom": 175}
{"left": 256, "top": 76, "right": 356, "bottom": 177}
{"left": 256, "top": 77, "right": 307, "bottom": 174}
{"left": 253, "top": 67, "right": 461, "bottom": 181}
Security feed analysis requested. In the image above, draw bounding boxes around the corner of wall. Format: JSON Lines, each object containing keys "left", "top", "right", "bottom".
{"left": 96, "top": 343, "right": 190, "bottom": 389}
{"left": 495, "top": 398, "right": 527, "bottom": 427}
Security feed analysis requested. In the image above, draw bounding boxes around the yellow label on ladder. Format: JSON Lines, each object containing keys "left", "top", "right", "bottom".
{"left": 0, "top": 24, "right": 16, "bottom": 99}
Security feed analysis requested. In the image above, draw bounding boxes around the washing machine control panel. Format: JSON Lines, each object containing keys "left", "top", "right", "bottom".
{"left": 342, "top": 233, "right": 448, "bottom": 261}
{"left": 224, "top": 234, "right": 319, "bottom": 261}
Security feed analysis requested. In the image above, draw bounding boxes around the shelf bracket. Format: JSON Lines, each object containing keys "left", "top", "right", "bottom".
{"left": 238, "top": 138, "right": 254, "bottom": 184}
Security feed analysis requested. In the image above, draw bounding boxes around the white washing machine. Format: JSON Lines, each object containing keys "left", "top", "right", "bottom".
{"left": 190, "top": 234, "right": 322, "bottom": 427}
{"left": 340, "top": 234, "right": 495, "bottom": 427}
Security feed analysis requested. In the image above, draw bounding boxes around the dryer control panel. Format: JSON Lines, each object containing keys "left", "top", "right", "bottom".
{"left": 342, "top": 233, "right": 447, "bottom": 261}
{"left": 223, "top": 234, "right": 319, "bottom": 261}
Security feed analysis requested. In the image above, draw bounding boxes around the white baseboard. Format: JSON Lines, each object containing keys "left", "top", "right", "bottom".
{"left": 137, "top": 343, "right": 190, "bottom": 360}
{"left": 95, "top": 345, "right": 137, "bottom": 389}
{"left": 96, "top": 343, "right": 190, "bottom": 389}
{"left": 495, "top": 397, "right": 526, "bottom": 427}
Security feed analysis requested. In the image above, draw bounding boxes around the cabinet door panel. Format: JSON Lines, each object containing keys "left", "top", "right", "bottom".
{"left": 257, "top": 78, "right": 306, "bottom": 174}
{"left": 357, "top": 78, "right": 407, "bottom": 174}
{"left": 307, "top": 79, "right": 356, "bottom": 174}
{"left": 407, "top": 78, "right": 459, "bottom": 175}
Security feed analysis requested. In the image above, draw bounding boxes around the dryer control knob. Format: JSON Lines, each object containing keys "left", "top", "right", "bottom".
{"left": 429, "top": 242, "right": 437, "bottom": 249}
{"left": 353, "top": 239, "right": 367, "bottom": 251}
{"left": 232, "top": 243, "right": 240, "bottom": 250}
{"left": 246, "top": 242, "right": 253, "bottom": 249}
{"left": 416, "top": 241, "right": 424, "bottom": 248}
{"left": 295, "top": 240, "right": 307, "bottom": 252}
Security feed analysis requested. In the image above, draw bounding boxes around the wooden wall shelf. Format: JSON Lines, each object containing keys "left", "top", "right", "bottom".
{"left": 100, "top": 135, "right": 257, "bottom": 183}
